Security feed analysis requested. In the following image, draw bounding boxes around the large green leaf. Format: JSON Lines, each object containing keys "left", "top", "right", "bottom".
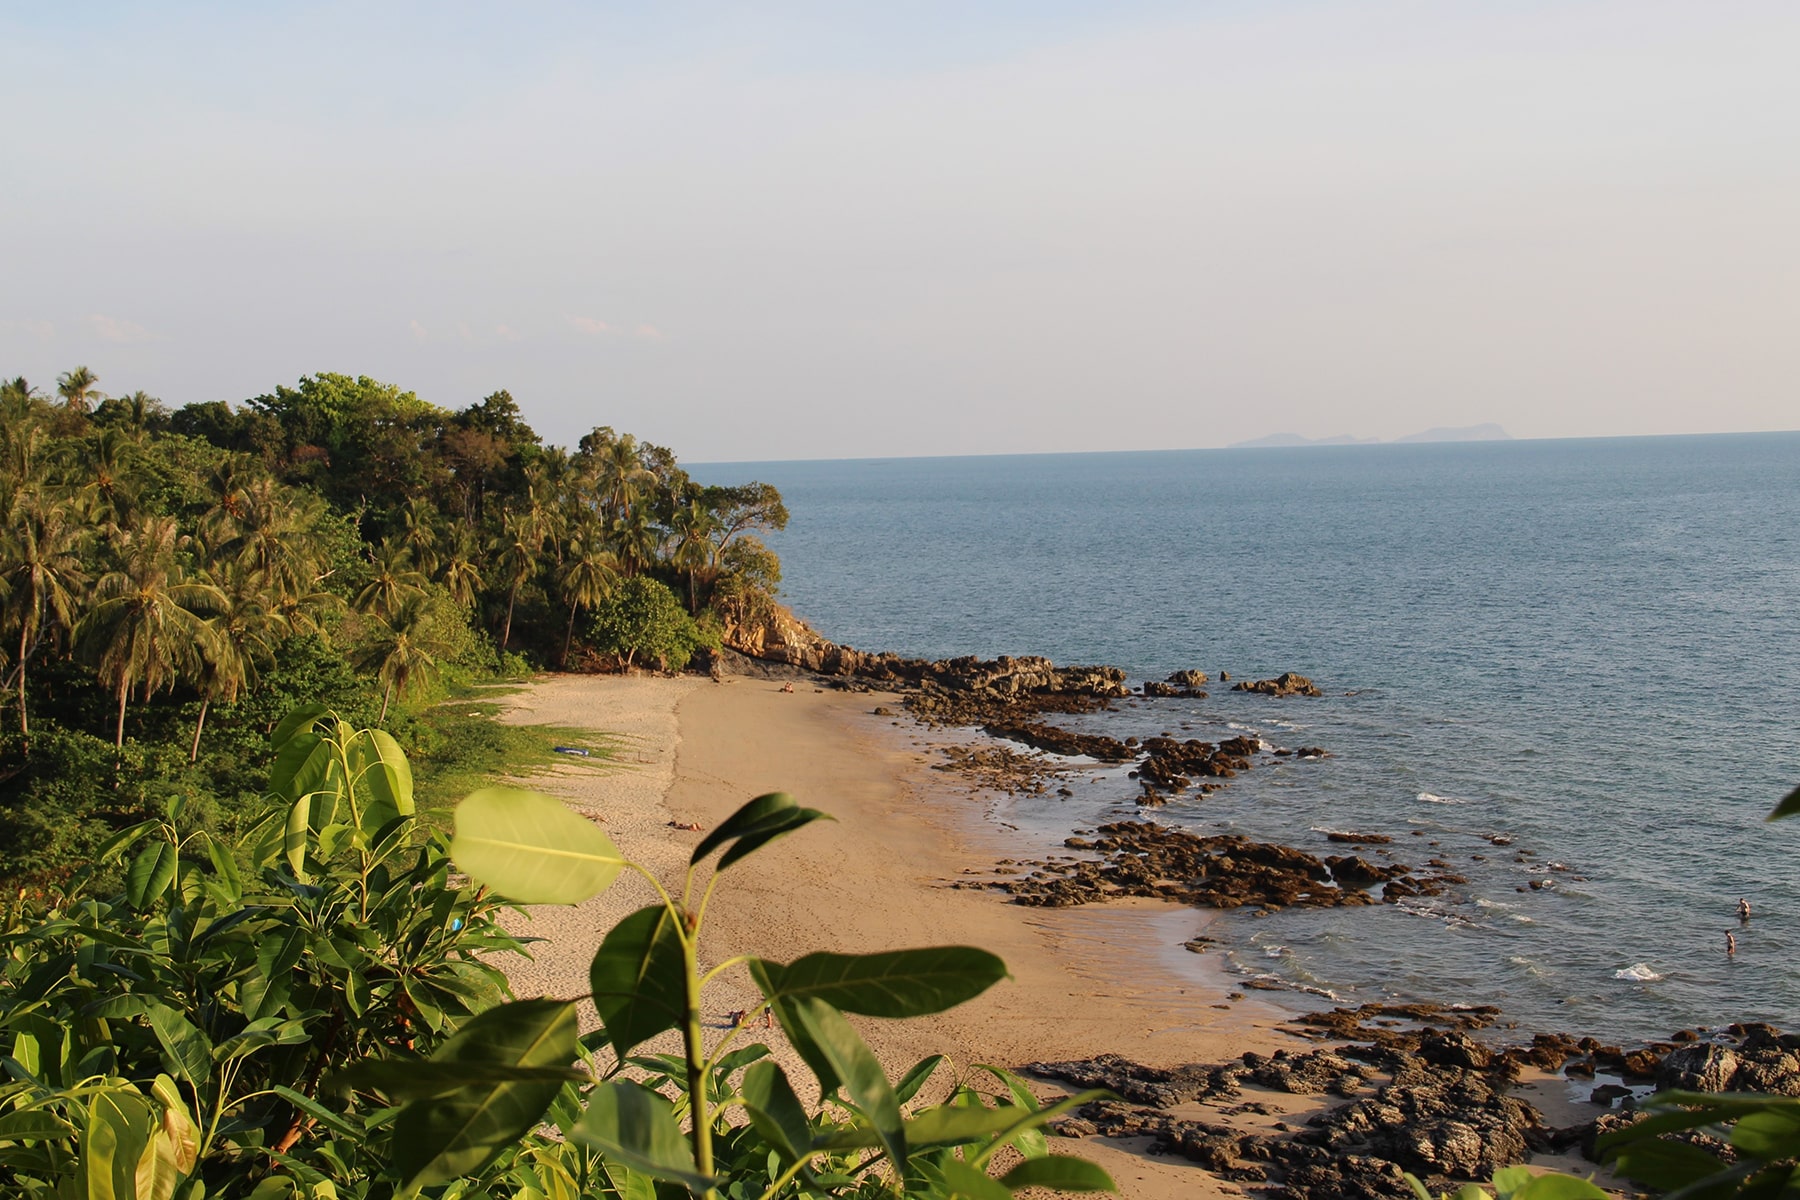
{"left": 1000, "top": 1155, "right": 1116, "bottom": 1192}
{"left": 94, "top": 820, "right": 159, "bottom": 865}
{"left": 741, "top": 1060, "right": 812, "bottom": 1163}
{"left": 1770, "top": 784, "right": 1800, "bottom": 822}
{"left": 85, "top": 1089, "right": 155, "bottom": 1200}
{"left": 588, "top": 904, "right": 688, "bottom": 1060}
{"left": 571, "top": 1080, "right": 714, "bottom": 1192}
{"left": 786, "top": 996, "right": 906, "bottom": 1173}
{"left": 0, "top": 1110, "right": 77, "bottom": 1140}
{"left": 754, "top": 946, "right": 1007, "bottom": 1018}
{"left": 270, "top": 702, "right": 331, "bottom": 750}
{"left": 268, "top": 732, "right": 330, "bottom": 802}
{"left": 690, "top": 792, "right": 830, "bottom": 870}
{"left": 282, "top": 795, "right": 311, "bottom": 878}
{"left": 145, "top": 1004, "right": 213, "bottom": 1085}
{"left": 331, "top": 1059, "right": 585, "bottom": 1100}
{"left": 125, "top": 842, "right": 179, "bottom": 910}
{"left": 389, "top": 998, "right": 579, "bottom": 1189}
{"left": 352, "top": 728, "right": 415, "bottom": 830}
{"left": 935, "top": 1159, "right": 1014, "bottom": 1200}
{"left": 451, "top": 788, "right": 625, "bottom": 905}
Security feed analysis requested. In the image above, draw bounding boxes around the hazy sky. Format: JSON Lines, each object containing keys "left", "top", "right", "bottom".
{"left": 3, "top": 2, "right": 1796, "bottom": 461}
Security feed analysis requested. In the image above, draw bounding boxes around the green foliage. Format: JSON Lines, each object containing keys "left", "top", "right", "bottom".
{"left": 0, "top": 710, "right": 521, "bottom": 1198}
{"left": 588, "top": 576, "right": 720, "bottom": 670}
{"left": 1407, "top": 1167, "right": 1609, "bottom": 1200}
{"left": 1, "top": 710, "right": 1111, "bottom": 1198}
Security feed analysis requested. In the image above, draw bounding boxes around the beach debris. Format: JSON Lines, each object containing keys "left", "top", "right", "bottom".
{"left": 553, "top": 745, "right": 591, "bottom": 756}
{"left": 667, "top": 820, "right": 704, "bottom": 832}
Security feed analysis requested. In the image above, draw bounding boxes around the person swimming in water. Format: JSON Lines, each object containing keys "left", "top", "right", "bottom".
{"left": 1739, "top": 898, "right": 1752, "bottom": 920}
{"left": 1728, "top": 932, "right": 1738, "bottom": 955}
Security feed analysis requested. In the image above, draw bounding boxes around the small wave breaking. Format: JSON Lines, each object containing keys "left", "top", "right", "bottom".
{"left": 1614, "top": 963, "right": 1663, "bottom": 982}
{"left": 1417, "top": 791, "right": 1467, "bottom": 805}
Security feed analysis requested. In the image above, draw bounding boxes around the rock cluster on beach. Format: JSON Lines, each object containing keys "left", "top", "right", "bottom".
{"left": 1028, "top": 1009, "right": 1800, "bottom": 1198}
{"left": 992, "top": 820, "right": 1463, "bottom": 910}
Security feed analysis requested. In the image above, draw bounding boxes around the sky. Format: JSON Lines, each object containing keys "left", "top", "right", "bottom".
{"left": 2, "top": 2, "right": 1797, "bottom": 462}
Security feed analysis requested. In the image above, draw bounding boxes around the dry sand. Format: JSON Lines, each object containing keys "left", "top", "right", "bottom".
{"left": 495, "top": 673, "right": 1297, "bottom": 1199}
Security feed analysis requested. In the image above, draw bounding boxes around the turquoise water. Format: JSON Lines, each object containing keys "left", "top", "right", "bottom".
{"left": 696, "top": 433, "right": 1800, "bottom": 1042}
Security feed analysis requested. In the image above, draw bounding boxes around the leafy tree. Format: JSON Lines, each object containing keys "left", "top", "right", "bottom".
{"left": 1, "top": 492, "right": 88, "bottom": 740}
{"left": 355, "top": 539, "right": 426, "bottom": 619}
{"left": 354, "top": 593, "right": 455, "bottom": 721}
{"left": 587, "top": 576, "right": 716, "bottom": 670}
{"left": 55, "top": 364, "right": 101, "bottom": 414}
{"left": 556, "top": 522, "right": 618, "bottom": 665}
{"left": 75, "top": 516, "right": 225, "bottom": 748}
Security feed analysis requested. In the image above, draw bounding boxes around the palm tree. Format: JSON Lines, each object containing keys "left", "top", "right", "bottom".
{"left": 238, "top": 478, "right": 329, "bottom": 607}
{"left": 0, "top": 493, "right": 87, "bottom": 740}
{"left": 668, "top": 497, "right": 720, "bottom": 614}
{"left": 75, "top": 516, "right": 225, "bottom": 749}
{"left": 189, "top": 559, "right": 282, "bottom": 761}
{"left": 399, "top": 496, "right": 442, "bottom": 576}
{"left": 556, "top": 524, "right": 618, "bottom": 665}
{"left": 609, "top": 504, "right": 659, "bottom": 578}
{"left": 56, "top": 366, "right": 102, "bottom": 414}
{"left": 594, "top": 434, "right": 656, "bottom": 522}
{"left": 438, "top": 533, "right": 483, "bottom": 608}
{"left": 490, "top": 512, "right": 540, "bottom": 650}
{"left": 200, "top": 454, "right": 258, "bottom": 548}
{"left": 353, "top": 593, "right": 452, "bottom": 722}
{"left": 78, "top": 427, "right": 141, "bottom": 531}
{"left": 355, "top": 539, "right": 426, "bottom": 620}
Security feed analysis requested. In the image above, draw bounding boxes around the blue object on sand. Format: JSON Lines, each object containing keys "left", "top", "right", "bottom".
{"left": 553, "top": 746, "right": 591, "bottom": 757}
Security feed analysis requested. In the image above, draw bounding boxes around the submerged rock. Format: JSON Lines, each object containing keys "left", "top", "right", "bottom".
{"left": 1232, "top": 672, "right": 1323, "bottom": 697}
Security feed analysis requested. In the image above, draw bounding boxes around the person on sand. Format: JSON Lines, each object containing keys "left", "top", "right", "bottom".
{"left": 1739, "top": 898, "right": 1752, "bottom": 921}
{"left": 780, "top": 681, "right": 794, "bottom": 693}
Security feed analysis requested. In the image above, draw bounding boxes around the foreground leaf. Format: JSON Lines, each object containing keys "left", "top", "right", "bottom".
{"left": 452, "top": 788, "right": 626, "bottom": 904}
{"left": 1001, "top": 1155, "right": 1116, "bottom": 1192}
{"left": 387, "top": 998, "right": 579, "bottom": 1188}
{"left": 1770, "top": 784, "right": 1800, "bottom": 822}
{"left": 690, "top": 792, "right": 830, "bottom": 870}
{"left": 589, "top": 904, "right": 687, "bottom": 1060}
{"left": 741, "top": 1060, "right": 812, "bottom": 1163}
{"left": 125, "top": 842, "right": 178, "bottom": 910}
{"left": 786, "top": 996, "right": 906, "bottom": 1173}
{"left": 572, "top": 1080, "right": 714, "bottom": 1192}
{"left": 755, "top": 946, "right": 1007, "bottom": 1018}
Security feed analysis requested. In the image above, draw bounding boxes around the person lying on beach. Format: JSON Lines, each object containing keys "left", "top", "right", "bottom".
{"left": 780, "top": 681, "right": 794, "bottom": 693}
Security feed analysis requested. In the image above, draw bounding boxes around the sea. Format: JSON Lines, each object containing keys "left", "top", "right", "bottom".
{"left": 695, "top": 433, "right": 1800, "bottom": 1045}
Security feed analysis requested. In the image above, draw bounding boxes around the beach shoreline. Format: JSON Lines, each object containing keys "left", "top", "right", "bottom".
{"left": 493, "top": 671, "right": 1292, "bottom": 1199}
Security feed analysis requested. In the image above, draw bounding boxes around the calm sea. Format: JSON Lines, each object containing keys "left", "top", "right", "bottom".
{"left": 696, "top": 434, "right": 1800, "bottom": 1043}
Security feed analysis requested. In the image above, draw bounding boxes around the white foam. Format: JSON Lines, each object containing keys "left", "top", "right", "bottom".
{"left": 1417, "top": 791, "right": 1466, "bottom": 805}
{"left": 1264, "top": 945, "right": 1286, "bottom": 958}
{"left": 1475, "top": 898, "right": 1512, "bottom": 910}
{"left": 1614, "top": 963, "right": 1662, "bottom": 982}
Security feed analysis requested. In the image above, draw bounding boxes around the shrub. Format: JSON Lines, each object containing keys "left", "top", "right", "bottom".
{"left": 587, "top": 576, "right": 720, "bottom": 670}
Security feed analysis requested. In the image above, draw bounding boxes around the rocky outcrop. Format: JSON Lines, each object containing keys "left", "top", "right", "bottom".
{"left": 1233, "top": 672, "right": 1323, "bottom": 697}
{"left": 1659, "top": 1024, "right": 1800, "bottom": 1094}
{"left": 996, "top": 821, "right": 1451, "bottom": 911}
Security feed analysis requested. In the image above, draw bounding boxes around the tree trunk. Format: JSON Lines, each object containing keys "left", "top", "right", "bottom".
{"left": 114, "top": 683, "right": 129, "bottom": 750}
{"left": 501, "top": 587, "right": 518, "bottom": 649}
{"left": 379, "top": 679, "right": 394, "bottom": 723}
{"left": 687, "top": 570, "right": 697, "bottom": 615}
{"left": 563, "top": 602, "right": 579, "bottom": 666}
{"left": 190, "top": 697, "right": 210, "bottom": 763}
{"left": 16, "top": 622, "right": 28, "bottom": 740}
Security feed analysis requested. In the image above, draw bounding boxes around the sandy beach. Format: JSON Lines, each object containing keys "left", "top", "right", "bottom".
{"left": 496, "top": 672, "right": 1301, "bottom": 1198}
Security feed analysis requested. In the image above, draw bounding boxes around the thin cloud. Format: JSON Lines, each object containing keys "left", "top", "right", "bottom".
{"left": 87, "top": 314, "right": 157, "bottom": 343}
{"left": 0, "top": 320, "right": 56, "bottom": 341}
{"left": 631, "top": 323, "right": 664, "bottom": 340}
{"left": 568, "top": 315, "right": 611, "bottom": 336}
{"left": 409, "top": 319, "right": 429, "bottom": 341}
{"left": 495, "top": 323, "right": 522, "bottom": 341}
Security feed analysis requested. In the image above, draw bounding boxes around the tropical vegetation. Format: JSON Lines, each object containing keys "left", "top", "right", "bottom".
{"left": 0, "top": 368, "right": 787, "bottom": 884}
{"left": 0, "top": 706, "right": 1114, "bottom": 1200}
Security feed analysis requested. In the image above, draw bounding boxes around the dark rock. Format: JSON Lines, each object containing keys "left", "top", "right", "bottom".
{"left": 1166, "top": 669, "right": 1209, "bottom": 687}
{"left": 1589, "top": 1084, "right": 1633, "bottom": 1106}
{"left": 1232, "top": 672, "right": 1322, "bottom": 697}
{"left": 1658, "top": 1044, "right": 1740, "bottom": 1092}
{"left": 1327, "top": 831, "right": 1393, "bottom": 845}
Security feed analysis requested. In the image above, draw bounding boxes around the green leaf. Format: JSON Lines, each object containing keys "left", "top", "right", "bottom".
{"left": 786, "top": 996, "right": 906, "bottom": 1173}
{"left": 146, "top": 1003, "right": 214, "bottom": 1085}
{"left": 1000, "top": 1155, "right": 1116, "bottom": 1192}
{"left": 973, "top": 1064, "right": 1048, "bottom": 1158}
{"left": 1610, "top": 1136, "right": 1731, "bottom": 1189}
{"left": 451, "top": 788, "right": 626, "bottom": 905}
{"left": 0, "top": 1110, "right": 77, "bottom": 1141}
{"left": 1507, "top": 1174, "right": 1610, "bottom": 1200}
{"left": 754, "top": 946, "right": 1008, "bottom": 1018}
{"left": 268, "top": 1085, "right": 365, "bottom": 1142}
{"left": 1769, "top": 784, "right": 1800, "bottom": 822}
{"left": 269, "top": 732, "right": 331, "bottom": 803}
{"left": 85, "top": 1089, "right": 156, "bottom": 1200}
{"left": 572, "top": 1080, "right": 713, "bottom": 1192}
{"left": 938, "top": 1158, "right": 1014, "bottom": 1200}
{"left": 588, "top": 904, "right": 687, "bottom": 1060}
{"left": 390, "top": 998, "right": 579, "bottom": 1189}
{"left": 283, "top": 795, "right": 311, "bottom": 878}
{"left": 352, "top": 728, "right": 415, "bottom": 830}
{"left": 94, "top": 820, "right": 159, "bottom": 865}
{"left": 125, "top": 842, "right": 179, "bottom": 910}
{"left": 1733, "top": 1106, "right": 1800, "bottom": 1159}
{"left": 270, "top": 702, "right": 332, "bottom": 750}
{"left": 691, "top": 792, "right": 831, "bottom": 870}
{"left": 741, "top": 1060, "right": 812, "bottom": 1163}
{"left": 896, "top": 1054, "right": 947, "bottom": 1106}
{"left": 331, "top": 1059, "right": 585, "bottom": 1100}
{"left": 201, "top": 834, "right": 243, "bottom": 898}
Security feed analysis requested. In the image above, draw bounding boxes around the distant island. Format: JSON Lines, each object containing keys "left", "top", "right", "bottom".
{"left": 1231, "top": 423, "right": 1513, "bottom": 449}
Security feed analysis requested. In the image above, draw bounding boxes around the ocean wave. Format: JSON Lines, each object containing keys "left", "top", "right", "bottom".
{"left": 1614, "top": 963, "right": 1663, "bottom": 982}
{"left": 1263, "top": 945, "right": 1287, "bottom": 958}
{"left": 1417, "top": 791, "right": 1467, "bottom": 805}
{"left": 1475, "top": 898, "right": 1513, "bottom": 910}
{"left": 1394, "top": 900, "right": 1479, "bottom": 930}
{"left": 1244, "top": 972, "right": 1341, "bottom": 1001}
